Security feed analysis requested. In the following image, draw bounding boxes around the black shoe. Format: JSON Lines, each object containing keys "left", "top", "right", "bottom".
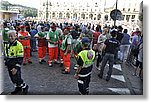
{"left": 22, "top": 85, "right": 29, "bottom": 95}
{"left": 11, "top": 87, "right": 22, "bottom": 95}
{"left": 39, "top": 61, "right": 43, "bottom": 64}
{"left": 114, "top": 62, "right": 117, "bottom": 64}
{"left": 60, "top": 63, "right": 63, "bottom": 67}
{"left": 98, "top": 74, "right": 103, "bottom": 79}
{"left": 106, "top": 77, "right": 110, "bottom": 81}
{"left": 41, "top": 59, "right": 46, "bottom": 62}
{"left": 61, "top": 71, "right": 70, "bottom": 74}
{"left": 61, "top": 69, "right": 65, "bottom": 71}
{"left": 28, "top": 61, "right": 32, "bottom": 64}
{"left": 106, "top": 79, "right": 110, "bottom": 82}
{"left": 23, "top": 63, "right": 26, "bottom": 66}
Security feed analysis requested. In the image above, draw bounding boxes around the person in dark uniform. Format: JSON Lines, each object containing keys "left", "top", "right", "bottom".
{"left": 5, "top": 30, "right": 29, "bottom": 95}
{"left": 98, "top": 30, "right": 120, "bottom": 81}
{"left": 74, "top": 37, "right": 95, "bottom": 95}
{"left": 114, "top": 26, "right": 124, "bottom": 63}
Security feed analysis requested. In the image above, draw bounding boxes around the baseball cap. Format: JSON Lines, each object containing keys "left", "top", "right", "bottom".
{"left": 81, "top": 37, "right": 90, "bottom": 43}
{"left": 19, "top": 25, "right": 26, "bottom": 28}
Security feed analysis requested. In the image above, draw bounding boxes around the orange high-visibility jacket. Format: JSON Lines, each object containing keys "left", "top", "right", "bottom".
{"left": 18, "top": 31, "right": 30, "bottom": 47}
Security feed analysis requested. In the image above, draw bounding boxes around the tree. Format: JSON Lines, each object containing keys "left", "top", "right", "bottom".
{"left": 1, "top": 1, "right": 12, "bottom": 10}
{"left": 22, "top": 8, "right": 37, "bottom": 18}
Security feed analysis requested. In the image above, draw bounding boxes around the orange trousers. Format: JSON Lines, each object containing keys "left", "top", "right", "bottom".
{"left": 63, "top": 53, "right": 71, "bottom": 72}
{"left": 60, "top": 49, "right": 64, "bottom": 63}
{"left": 38, "top": 46, "right": 46, "bottom": 61}
{"left": 23, "top": 47, "right": 31, "bottom": 63}
{"left": 48, "top": 47, "right": 58, "bottom": 64}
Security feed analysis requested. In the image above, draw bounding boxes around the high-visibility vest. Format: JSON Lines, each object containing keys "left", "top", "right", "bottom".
{"left": 77, "top": 49, "right": 95, "bottom": 77}
{"left": 5, "top": 40, "right": 24, "bottom": 58}
{"left": 38, "top": 32, "right": 46, "bottom": 47}
{"left": 48, "top": 31, "right": 59, "bottom": 44}
{"left": 18, "top": 31, "right": 30, "bottom": 47}
{"left": 78, "top": 49, "right": 95, "bottom": 68}
{"left": 61, "top": 34, "right": 72, "bottom": 52}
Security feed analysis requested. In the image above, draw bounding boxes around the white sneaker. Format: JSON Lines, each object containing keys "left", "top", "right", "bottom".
{"left": 49, "top": 63, "right": 53, "bottom": 67}
{"left": 74, "top": 64, "right": 78, "bottom": 70}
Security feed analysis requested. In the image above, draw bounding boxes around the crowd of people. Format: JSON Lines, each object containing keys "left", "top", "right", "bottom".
{"left": 2, "top": 20, "right": 143, "bottom": 95}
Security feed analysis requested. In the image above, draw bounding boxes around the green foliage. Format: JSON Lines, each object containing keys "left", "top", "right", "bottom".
{"left": 0, "top": 1, "right": 37, "bottom": 17}
{"left": 22, "top": 9, "right": 37, "bottom": 18}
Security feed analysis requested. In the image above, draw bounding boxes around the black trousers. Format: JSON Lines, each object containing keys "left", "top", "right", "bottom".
{"left": 78, "top": 75, "right": 91, "bottom": 95}
{"left": 7, "top": 66, "right": 24, "bottom": 87}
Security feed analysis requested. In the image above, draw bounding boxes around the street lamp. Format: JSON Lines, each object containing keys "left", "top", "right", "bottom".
{"left": 45, "top": 0, "right": 52, "bottom": 20}
{"left": 114, "top": 0, "right": 118, "bottom": 26}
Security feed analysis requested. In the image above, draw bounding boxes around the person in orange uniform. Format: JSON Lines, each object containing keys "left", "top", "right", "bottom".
{"left": 34, "top": 26, "right": 47, "bottom": 64}
{"left": 58, "top": 32, "right": 65, "bottom": 67}
{"left": 18, "top": 25, "right": 32, "bottom": 65}
{"left": 61, "top": 27, "right": 72, "bottom": 74}
{"left": 46, "top": 24, "right": 59, "bottom": 67}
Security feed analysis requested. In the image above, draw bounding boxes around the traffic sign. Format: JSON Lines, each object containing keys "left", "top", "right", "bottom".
{"left": 110, "top": 9, "right": 122, "bottom": 21}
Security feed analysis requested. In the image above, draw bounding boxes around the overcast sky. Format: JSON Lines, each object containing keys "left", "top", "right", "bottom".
{"left": 6, "top": 0, "right": 40, "bottom": 8}
{"left": 6, "top": 0, "right": 142, "bottom": 9}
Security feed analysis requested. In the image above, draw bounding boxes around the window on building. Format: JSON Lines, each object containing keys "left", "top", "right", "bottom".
{"left": 123, "top": 8, "right": 125, "bottom": 11}
{"left": 126, "top": 15, "right": 130, "bottom": 22}
{"left": 128, "top": 8, "right": 130, "bottom": 12}
{"left": 95, "top": 2, "right": 98, "bottom": 7}
{"left": 87, "top": 3, "right": 89, "bottom": 7}
{"left": 43, "top": 2, "right": 45, "bottom": 6}
{"left": 59, "top": 12, "right": 62, "bottom": 19}
{"left": 97, "top": 14, "right": 101, "bottom": 20}
{"left": 122, "top": 15, "right": 125, "bottom": 20}
{"left": 131, "top": 15, "right": 135, "bottom": 19}
{"left": 52, "top": 12, "right": 55, "bottom": 18}
{"left": 66, "top": 13, "right": 70, "bottom": 19}
{"left": 104, "top": 15, "right": 108, "bottom": 21}
{"left": 81, "top": 13, "right": 85, "bottom": 19}
{"left": 89, "top": 14, "right": 93, "bottom": 20}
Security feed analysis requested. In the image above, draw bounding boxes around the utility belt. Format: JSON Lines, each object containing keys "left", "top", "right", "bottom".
{"left": 5, "top": 58, "right": 22, "bottom": 68}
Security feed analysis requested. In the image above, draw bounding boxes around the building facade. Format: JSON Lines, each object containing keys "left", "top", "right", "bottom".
{"left": 0, "top": 10, "right": 19, "bottom": 21}
{"left": 38, "top": 0, "right": 143, "bottom": 24}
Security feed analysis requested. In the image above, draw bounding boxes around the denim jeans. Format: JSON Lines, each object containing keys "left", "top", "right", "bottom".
{"left": 120, "top": 44, "right": 130, "bottom": 61}
{"left": 99, "top": 53, "right": 114, "bottom": 80}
